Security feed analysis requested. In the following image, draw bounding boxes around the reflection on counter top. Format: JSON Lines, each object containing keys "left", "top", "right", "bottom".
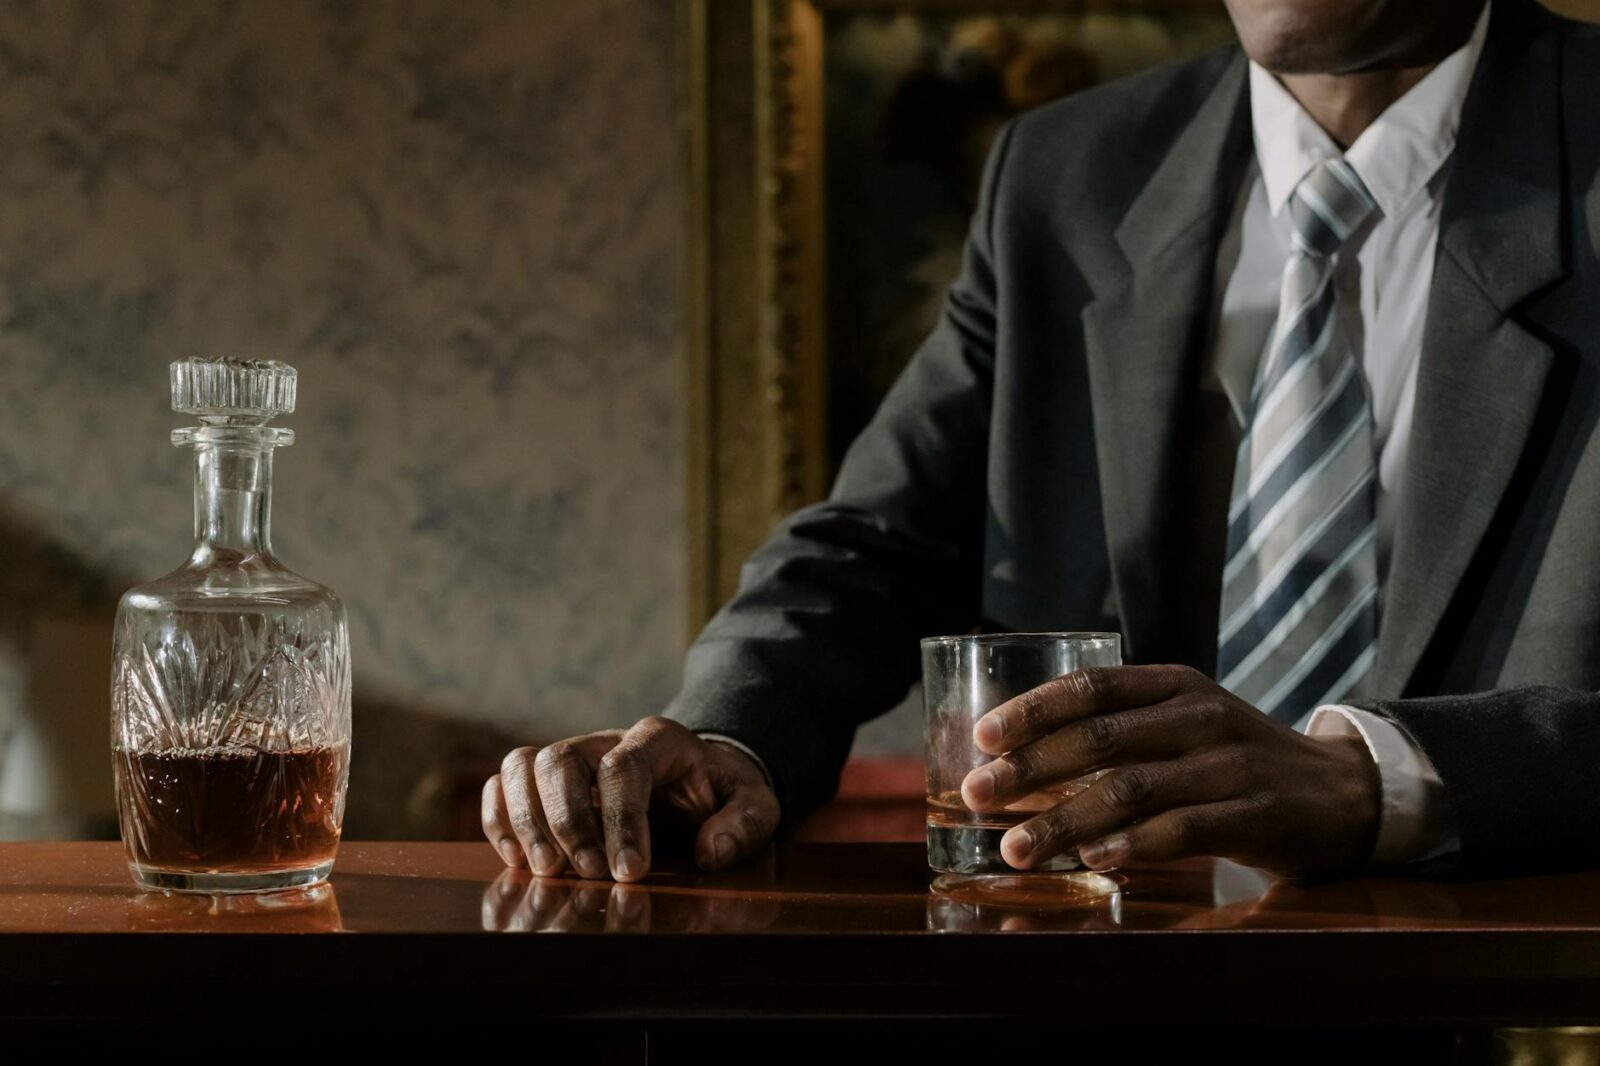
{"left": 5, "top": 841, "right": 1600, "bottom": 936}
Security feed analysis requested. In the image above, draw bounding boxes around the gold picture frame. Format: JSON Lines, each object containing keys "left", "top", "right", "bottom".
{"left": 681, "top": 0, "right": 1235, "bottom": 633}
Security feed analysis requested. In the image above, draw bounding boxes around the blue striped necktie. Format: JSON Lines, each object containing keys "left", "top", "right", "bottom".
{"left": 1217, "top": 158, "right": 1381, "bottom": 724}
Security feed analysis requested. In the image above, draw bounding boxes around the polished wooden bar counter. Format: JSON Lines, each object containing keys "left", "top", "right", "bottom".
{"left": 4, "top": 841, "right": 1599, "bottom": 1054}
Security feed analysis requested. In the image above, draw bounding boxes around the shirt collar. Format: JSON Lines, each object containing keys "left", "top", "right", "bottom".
{"left": 1248, "top": 1, "right": 1492, "bottom": 221}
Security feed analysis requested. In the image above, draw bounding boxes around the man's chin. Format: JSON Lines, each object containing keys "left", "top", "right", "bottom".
{"left": 1216, "top": 0, "right": 1395, "bottom": 75}
{"left": 1234, "top": 25, "right": 1380, "bottom": 77}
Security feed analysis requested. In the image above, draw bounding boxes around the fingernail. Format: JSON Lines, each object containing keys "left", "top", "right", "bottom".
{"left": 712, "top": 833, "right": 736, "bottom": 867}
{"left": 498, "top": 839, "right": 522, "bottom": 867}
{"left": 965, "top": 768, "right": 995, "bottom": 803}
{"left": 575, "top": 848, "right": 607, "bottom": 879}
{"left": 531, "top": 843, "right": 558, "bottom": 874}
{"left": 614, "top": 847, "right": 644, "bottom": 880}
{"left": 1002, "top": 826, "right": 1034, "bottom": 864}
{"left": 1080, "top": 833, "right": 1129, "bottom": 871}
{"left": 975, "top": 714, "right": 1003, "bottom": 748}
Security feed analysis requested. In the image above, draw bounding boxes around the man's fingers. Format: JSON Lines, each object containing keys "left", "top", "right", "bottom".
{"left": 596, "top": 717, "right": 705, "bottom": 882}
{"left": 974, "top": 664, "right": 1207, "bottom": 754}
{"left": 1076, "top": 800, "right": 1257, "bottom": 871}
{"left": 694, "top": 784, "right": 781, "bottom": 872}
{"left": 999, "top": 750, "right": 1249, "bottom": 869}
{"left": 493, "top": 723, "right": 777, "bottom": 882}
{"left": 481, "top": 774, "right": 525, "bottom": 868}
{"left": 965, "top": 700, "right": 1248, "bottom": 808}
{"left": 533, "top": 736, "right": 617, "bottom": 879}
{"left": 498, "top": 747, "right": 565, "bottom": 875}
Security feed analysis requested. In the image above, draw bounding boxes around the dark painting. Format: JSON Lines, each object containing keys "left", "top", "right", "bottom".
{"left": 822, "top": 8, "right": 1236, "bottom": 475}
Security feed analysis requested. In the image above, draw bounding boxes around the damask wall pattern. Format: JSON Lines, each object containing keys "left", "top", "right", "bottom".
{"left": 0, "top": 0, "right": 683, "bottom": 834}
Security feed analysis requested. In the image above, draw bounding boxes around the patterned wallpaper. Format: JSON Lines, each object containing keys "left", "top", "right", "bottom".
{"left": 0, "top": 0, "right": 682, "bottom": 836}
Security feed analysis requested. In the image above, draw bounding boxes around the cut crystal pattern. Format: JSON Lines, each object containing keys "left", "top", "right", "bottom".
{"left": 113, "top": 602, "right": 350, "bottom": 753}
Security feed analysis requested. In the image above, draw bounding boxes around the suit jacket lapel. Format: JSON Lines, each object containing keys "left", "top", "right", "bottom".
{"left": 1372, "top": 1, "right": 1566, "bottom": 697}
{"left": 1081, "top": 53, "right": 1252, "bottom": 668}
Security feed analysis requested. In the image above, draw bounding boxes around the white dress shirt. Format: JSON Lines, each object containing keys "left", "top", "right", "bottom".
{"left": 710, "top": 4, "right": 1493, "bottom": 866}
{"left": 1216, "top": 4, "right": 1493, "bottom": 865}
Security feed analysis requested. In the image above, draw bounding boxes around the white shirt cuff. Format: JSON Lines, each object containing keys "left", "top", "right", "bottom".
{"left": 1304, "top": 704, "right": 1459, "bottom": 865}
{"left": 696, "top": 733, "right": 774, "bottom": 790}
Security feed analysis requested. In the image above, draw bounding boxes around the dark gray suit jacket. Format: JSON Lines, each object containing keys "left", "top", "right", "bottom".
{"left": 667, "top": 0, "right": 1600, "bottom": 873}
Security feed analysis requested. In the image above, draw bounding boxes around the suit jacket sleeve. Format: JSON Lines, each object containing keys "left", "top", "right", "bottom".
{"left": 662, "top": 122, "right": 1016, "bottom": 830}
{"left": 1355, "top": 687, "right": 1600, "bottom": 873}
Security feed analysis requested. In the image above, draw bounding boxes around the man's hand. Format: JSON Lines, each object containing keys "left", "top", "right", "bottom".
{"left": 960, "top": 665, "right": 1381, "bottom": 878}
{"left": 482, "top": 717, "right": 780, "bottom": 882}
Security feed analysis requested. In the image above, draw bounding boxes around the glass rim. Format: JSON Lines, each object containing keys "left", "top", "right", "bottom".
{"left": 919, "top": 631, "right": 1121, "bottom": 648}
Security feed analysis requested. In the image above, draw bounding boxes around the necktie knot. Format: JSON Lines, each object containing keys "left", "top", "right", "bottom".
{"left": 1288, "top": 159, "right": 1378, "bottom": 259}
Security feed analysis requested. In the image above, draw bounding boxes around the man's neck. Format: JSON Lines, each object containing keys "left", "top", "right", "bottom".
{"left": 1277, "top": 66, "right": 1437, "bottom": 149}
{"left": 1274, "top": 1, "right": 1488, "bottom": 150}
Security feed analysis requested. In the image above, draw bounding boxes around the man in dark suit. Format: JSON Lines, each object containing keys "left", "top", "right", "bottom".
{"left": 483, "top": 0, "right": 1600, "bottom": 882}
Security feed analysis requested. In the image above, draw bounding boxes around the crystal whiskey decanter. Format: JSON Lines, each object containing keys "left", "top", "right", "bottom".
{"left": 112, "top": 358, "right": 351, "bottom": 893}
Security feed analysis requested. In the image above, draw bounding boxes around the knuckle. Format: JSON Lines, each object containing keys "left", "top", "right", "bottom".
{"left": 1227, "top": 744, "right": 1261, "bottom": 785}
{"left": 1082, "top": 713, "right": 1122, "bottom": 759}
{"left": 735, "top": 804, "right": 769, "bottom": 840}
{"left": 1220, "top": 706, "right": 1257, "bottom": 742}
{"left": 1036, "top": 804, "right": 1076, "bottom": 843}
{"left": 1071, "top": 666, "right": 1113, "bottom": 702}
{"left": 1012, "top": 693, "right": 1047, "bottom": 732}
{"left": 536, "top": 741, "right": 575, "bottom": 770}
{"left": 1102, "top": 766, "right": 1154, "bottom": 810}
{"left": 601, "top": 802, "right": 637, "bottom": 838}
{"left": 598, "top": 746, "right": 641, "bottom": 777}
{"left": 1002, "top": 744, "right": 1041, "bottom": 782}
{"left": 1243, "top": 788, "right": 1278, "bottom": 821}
{"left": 509, "top": 806, "right": 539, "bottom": 840}
{"left": 547, "top": 812, "right": 587, "bottom": 842}
{"left": 496, "top": 767, "right": 536, "bottom": 810}
{"left": 1169, "top": 809, "right": 1211, "bottom": 852}
{"left": 1191, "top": 697, "right": 1239, "bottom": 736}
{"left": 1186, "top": 699, "right": 1221, "bottom": 732}
{"left": 633, "top": 715, "right": 677, "bottom": 739}
{"left": 500, "top": 746, "right": 537, "bottom": 779}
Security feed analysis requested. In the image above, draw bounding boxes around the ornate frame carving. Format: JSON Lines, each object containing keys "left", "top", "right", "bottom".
{"left": 682, "top": 0, "right": 827, "bottom": 633}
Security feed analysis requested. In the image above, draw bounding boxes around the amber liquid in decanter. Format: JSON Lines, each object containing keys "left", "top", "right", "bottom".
{"left": 116, "top": 744, "right": 349, "bottom": 873}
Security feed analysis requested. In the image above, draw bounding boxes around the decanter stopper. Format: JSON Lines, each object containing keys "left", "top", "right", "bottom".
{"left": 171, "top": 357, "right": 297, "bottom": 424}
